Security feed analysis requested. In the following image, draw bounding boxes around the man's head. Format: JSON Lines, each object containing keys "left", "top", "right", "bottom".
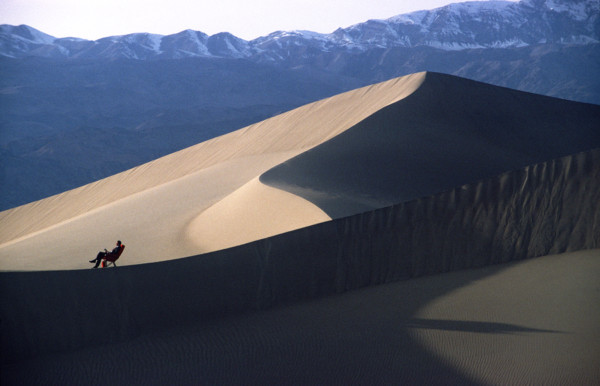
{"left": 117, "top": 240, "right": 122, "bottom": 246}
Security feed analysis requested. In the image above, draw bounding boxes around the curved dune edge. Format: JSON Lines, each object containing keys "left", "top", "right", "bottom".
{"left": 260, "top": 71, "right": 600, "bottom": 219}
{"left": 185, "top": 177, "right": 331, "bottom": 254}
{"left": 0, "top": 152, "right": 301, "bottom": 270}
{"left": 2, "top": 70, "right": 599, "bottom": 272}
{"left": 190, "top": 70, "right": 600, "bottom": 256}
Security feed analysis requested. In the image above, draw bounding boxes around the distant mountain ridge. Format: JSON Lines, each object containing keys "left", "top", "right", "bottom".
{"left": 1, "top": 0, "right": 598, "bottom": 60}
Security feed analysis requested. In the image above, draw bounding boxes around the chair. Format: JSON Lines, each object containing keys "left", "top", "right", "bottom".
{"left": 101, "top": 244, "right": 125, "bottom": 268}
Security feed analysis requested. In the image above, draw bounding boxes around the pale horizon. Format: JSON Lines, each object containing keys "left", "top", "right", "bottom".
{"left": 1, "top": 0, "right": 520, "bottom": 41}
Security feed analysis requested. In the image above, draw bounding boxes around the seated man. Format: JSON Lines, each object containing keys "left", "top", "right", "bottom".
{"left": 89, "top": 240, "right": 122, "bottom": 268}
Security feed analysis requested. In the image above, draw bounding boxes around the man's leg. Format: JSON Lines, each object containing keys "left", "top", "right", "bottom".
{"left": 90, "top": 251, "right": 105, "bottom": 267}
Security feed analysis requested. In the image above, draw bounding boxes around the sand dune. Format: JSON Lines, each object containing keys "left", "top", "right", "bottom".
{"left": 3, "top": 71, "right": 598, "bottom": 268}
{"left": 0, "top": 72, "right": 426, "bottom": 269}
{"left": 2, "top": 147, "right": 599, "bottom": 368}
{"left": 261, "top": 72, "right": 600, "bottom": 216}
{"left": 1, "top": 72, "right": 599, "bottom": 383}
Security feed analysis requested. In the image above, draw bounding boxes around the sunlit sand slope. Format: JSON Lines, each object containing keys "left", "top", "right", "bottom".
{"left": 0, "top": 73, "right": 426, "bottom": 270}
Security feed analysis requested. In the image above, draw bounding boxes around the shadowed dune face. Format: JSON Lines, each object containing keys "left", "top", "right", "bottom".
{"left": 2, "top": 249, "right": 598, "bottom": 384}
{"left": 261, "top": 72, "right": 600, "bottom": 218}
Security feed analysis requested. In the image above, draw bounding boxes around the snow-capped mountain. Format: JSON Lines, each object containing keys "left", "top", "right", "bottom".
{"left": 1, "top": 0, "right": 598, "bottom": 60}
{"left": 337, "top": 0, "right": 599, "bottom": 50}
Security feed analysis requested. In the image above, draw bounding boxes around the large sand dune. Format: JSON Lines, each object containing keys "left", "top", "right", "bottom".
{"left": 1, "top": 72, "right": 598, "bottom": 269}
{"left": 0, "top": 72, "right": 426, "bottom": 269}
{"left": 1, "top": 72, "right": 599, "bottom": 383}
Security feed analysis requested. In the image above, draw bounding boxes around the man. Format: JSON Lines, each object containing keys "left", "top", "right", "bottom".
{"left": 89, "top": 240, "right": 122, "bottom": 268}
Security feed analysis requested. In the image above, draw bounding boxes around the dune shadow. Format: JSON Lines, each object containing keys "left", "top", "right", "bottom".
{"left": 404, "top": 318, "right": 565, "bottom": 335}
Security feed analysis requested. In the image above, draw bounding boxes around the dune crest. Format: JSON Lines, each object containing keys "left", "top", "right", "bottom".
{"left": 186, "top": 71, "right": 600, "bottom": 254}
{"left": 2, "top": 148, "right": 598, "bottom": 371}
{"left": 261, "top": 72, "right": 600, "bottom": 218}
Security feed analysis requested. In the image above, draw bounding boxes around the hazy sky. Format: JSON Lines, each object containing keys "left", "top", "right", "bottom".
{"left": 1, "top": 0, "right": 519, "bottom": 41}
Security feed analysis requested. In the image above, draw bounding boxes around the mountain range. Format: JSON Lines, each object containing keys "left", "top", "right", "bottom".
{"left": 1, "top": 0, "right": 599, "bottom": 210}
{"left": 1, "top": 0, "right": 598, "bottom": 59}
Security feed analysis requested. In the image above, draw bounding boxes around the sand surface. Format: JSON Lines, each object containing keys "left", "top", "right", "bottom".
{"left": 1, "top": 72, "right": 599, "bottom": 383}
{"left": 3, "top": 249, "right": 598, "bottom": 385}
{"left": 186, "top": 176, "right": 331, "bottom": 253}
{"left": 412, "top": 249, "right": 600, "bottom": 385}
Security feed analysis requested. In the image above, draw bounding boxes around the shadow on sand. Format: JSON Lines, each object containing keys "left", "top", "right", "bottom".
{"left": 404, "top": 318, "right": 565, "bottom": 334}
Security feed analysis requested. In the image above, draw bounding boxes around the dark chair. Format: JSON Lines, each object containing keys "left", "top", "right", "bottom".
{"left": 101, "top": 244, "right": 125, "bottom": 268}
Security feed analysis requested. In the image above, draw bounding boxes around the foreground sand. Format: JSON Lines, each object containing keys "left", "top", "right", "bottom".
{"left": 2, "top": 249, "right": 598, "bottom": 384}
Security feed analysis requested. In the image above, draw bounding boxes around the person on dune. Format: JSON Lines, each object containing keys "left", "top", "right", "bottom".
{"left": 89, "top": 240, "right": 122, "bottom": 268}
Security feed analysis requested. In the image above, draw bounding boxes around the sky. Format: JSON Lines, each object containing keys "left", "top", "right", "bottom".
{"left": 1, "top": 0, "right": 519, "bottom": 41}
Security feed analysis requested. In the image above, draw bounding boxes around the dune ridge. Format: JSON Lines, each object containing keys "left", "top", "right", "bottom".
{"left": 188, "top": 72, "right": 600, "bottom": 253}
{"left": 260, "top": 71, "right": 600, "bottom": 217}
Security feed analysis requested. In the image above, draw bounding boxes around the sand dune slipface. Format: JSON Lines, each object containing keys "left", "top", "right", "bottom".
{"left": 261, "top": 72, "right": 600, "bottom": 217}
{"left": 183, "top": 72, "right": 600, "bottom": 254}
